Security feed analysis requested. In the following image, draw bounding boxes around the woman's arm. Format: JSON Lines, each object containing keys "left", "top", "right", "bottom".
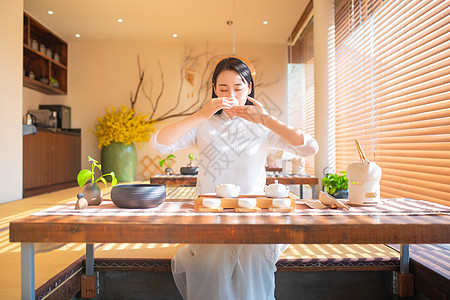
{"left": 156, "top": 97, "right": 237, "bottom": 145}
{"left": 261, "top": 115, "right": 306, "bottom": 146}
{"left": 227, "top": 96, "right": 309, "bottom": 146}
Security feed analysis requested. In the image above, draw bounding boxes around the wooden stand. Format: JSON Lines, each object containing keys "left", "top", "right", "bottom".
{"left": 81, "top": 274, "right": 97, "bottom": 298}
{"left": 195, "top": 195, "right": 295, "bottom": 212}
{"left": 235, "top": 207, "right": 262, "bottom": 212}
{"left": 394, "top": 271, "right": 414, "bottom": 298}
{"left": 197, "top": 207, "right": 224, "bottom": 212}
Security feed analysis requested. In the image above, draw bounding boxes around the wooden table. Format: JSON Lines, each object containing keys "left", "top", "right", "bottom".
{"left": 9, "top": 199, "right": 450, "bottom": 299}
{"left": 150, "top": 174, "right": 319, "bottom": 199}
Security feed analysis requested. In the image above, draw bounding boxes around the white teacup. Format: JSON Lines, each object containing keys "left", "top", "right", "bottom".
{"left": 215, "top": 184, "right": 240, "bottom": 198}
{"left": 202, "top": 198, "right": 221, "bottom": 209}
{"left": 238, "top": 198, "right": 257, "bottom": 209}
{"left": 272, "top": 198, "right": 291, "bottom": 209}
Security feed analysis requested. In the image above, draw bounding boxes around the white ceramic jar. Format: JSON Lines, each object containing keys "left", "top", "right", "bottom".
{"left": 346, "top": 162, "right": 382, "bottom": 205}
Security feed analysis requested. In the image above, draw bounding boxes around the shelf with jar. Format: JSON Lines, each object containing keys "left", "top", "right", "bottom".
{"left": 23, "top": 12, "right": 67, "bottom": 95}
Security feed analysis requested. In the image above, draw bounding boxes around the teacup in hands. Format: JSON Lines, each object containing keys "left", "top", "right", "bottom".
{"left": 215, "top": 184, "right": 240, "bottom": 198}
{"left": 264, "top": 180, "right": 290, "bottom": 198}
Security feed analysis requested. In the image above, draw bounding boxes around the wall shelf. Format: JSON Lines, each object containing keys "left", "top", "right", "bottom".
{"left": 23, "top": 12, "right": 68, "bottom": 95}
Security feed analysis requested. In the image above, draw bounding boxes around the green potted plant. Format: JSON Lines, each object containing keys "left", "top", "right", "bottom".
{"left": 159, "top": 154, "right": 176, "bottom": 175}
{"left": 77, "top": 156, "right": 118, "bottom": 205}
{"left": 180, "top": 153, "right": 199, "bottom": 175}
{"left": 322, "top": 171, "right": 348, "bottom": 199}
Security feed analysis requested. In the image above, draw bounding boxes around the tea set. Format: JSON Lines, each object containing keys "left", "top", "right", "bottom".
{"left": 203, "top": 181, "right": 291, "bottom": 209}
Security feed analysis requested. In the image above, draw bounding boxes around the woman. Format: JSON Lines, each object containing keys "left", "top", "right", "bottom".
{"left": 150, "top": 57, "right": 318, "bottom": 300}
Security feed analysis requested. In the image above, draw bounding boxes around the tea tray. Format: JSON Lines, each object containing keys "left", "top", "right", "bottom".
{"left": 195, "top": 194, "right": 295, "bottom": 212}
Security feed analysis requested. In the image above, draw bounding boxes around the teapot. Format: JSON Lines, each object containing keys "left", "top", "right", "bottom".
{"left": 264, "top": 180, "right": 290, "bottom": 198}
{"left": 215, "top": 184, "right": 240, "bottom": 198}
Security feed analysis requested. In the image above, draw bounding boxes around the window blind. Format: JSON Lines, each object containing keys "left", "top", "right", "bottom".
{"left": 335, "top": 0, "right": 450, "bottom": 205}
{"left": 288, "top": 20, "right": 315, "bottom": 175}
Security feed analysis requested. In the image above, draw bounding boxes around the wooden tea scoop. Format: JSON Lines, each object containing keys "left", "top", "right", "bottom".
{"left": 354, "top": 139, "right": 369, "bottom": 163}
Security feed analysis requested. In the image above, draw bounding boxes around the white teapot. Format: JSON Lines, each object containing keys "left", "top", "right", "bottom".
{"left": 215, "top": 184, "right": 240, "bottom": 198}
{"left": 264, "top": 180, "right": 290, "bottom": 198}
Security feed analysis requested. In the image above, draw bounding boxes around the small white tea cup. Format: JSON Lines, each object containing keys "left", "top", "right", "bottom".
{"left": 272, "top": 198, "right": 291, "bottom": 209}
{"left": 202, "top": 198, "right": 221, "bottom": 209}
{"left": 238, "top": 198, "right": 257, "bottom": 209}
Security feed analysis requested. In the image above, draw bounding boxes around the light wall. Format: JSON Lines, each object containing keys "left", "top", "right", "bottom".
{"left": 0, "top": 0, "right": 24, "bottom": 203}
{"left": 24, "top": 40, "right": 289, "bottom": 180}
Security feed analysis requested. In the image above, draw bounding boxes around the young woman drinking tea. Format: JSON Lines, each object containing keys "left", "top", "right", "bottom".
{"left": 150, "top": 57, "right": 318, "bottom": 300}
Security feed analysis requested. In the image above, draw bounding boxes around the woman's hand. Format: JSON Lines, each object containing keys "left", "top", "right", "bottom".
{"left": 198, "top": 97, "right": 237, "bottom": 119}
{"left": 226, "top": 96, "right": 271, "bottom": 124}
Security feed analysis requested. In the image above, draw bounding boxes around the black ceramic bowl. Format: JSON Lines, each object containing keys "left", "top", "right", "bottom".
{"left": 111, "top": 184, "right": 166, "bottom": 209}
{"left": 180, "top": 166, "right": 199, "bottom": 175}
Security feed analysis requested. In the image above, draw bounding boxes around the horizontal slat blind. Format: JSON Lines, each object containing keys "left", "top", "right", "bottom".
{"left": 288, "top": 20, "right": 315, "bottom": 175}
{"left": 335, "top": 0, "right": 450, "bottom": 206}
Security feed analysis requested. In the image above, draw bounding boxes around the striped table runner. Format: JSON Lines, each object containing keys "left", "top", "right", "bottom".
{"left": 33, "top": 198, "right": 450, "bottom": 217}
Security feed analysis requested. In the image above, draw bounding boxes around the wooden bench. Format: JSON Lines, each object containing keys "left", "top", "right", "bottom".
{"left": 35, "top": 243, "right": 450, "bottom": 299}
{"left": 35, "top": 244, "right": 401, "bottom": 299}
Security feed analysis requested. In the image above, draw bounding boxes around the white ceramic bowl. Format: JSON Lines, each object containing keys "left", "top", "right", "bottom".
{"left": 202, "top": 198, "right": 221, "bottom": 209}
{"left": 238, "top": 198, "right": 257, "bottom": 209}
{"left": 272, "top": 198, "right": 291, "bottom": 209}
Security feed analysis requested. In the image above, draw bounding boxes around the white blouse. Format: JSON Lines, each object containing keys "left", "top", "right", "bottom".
{"left": 150, "top": 112, "right": 319, "bottom": 300}
{"left": 150, "top": 112, "right": 319, "bottom": 195}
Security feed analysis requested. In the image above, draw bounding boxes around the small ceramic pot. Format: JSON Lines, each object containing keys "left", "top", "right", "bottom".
{"left": 39, "top": 44, "right": 46, "bottom": 54}
{"left": 180, "top": 166, "right": 199, "bottom": 175}
{"left": 165, "top": 167, "right": 173, "bottom": 175}
{"left": 264, "top": 180, "right": 290, "bottom": 198}
{"left": 83, "top": 183, "right": 103, "bottom": 205}
{"left": 31, "top": 40, "right": 38, "bottom": 50}
{"left": 215, "top": 184, "right": 240, "bottom": 198}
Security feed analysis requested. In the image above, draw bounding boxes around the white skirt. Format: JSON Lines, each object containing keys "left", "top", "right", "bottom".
{"left": 171, "top": 244, "right": 288, "bottom": 300}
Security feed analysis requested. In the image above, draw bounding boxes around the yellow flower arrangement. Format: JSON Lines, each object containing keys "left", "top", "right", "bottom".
{"left": 94, "top": 106, "right": 155, "bottom": 148}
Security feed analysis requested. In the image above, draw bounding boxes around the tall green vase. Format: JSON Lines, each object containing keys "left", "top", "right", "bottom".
{"left": 101, "top": 142, "right": 137, "bottom": 182}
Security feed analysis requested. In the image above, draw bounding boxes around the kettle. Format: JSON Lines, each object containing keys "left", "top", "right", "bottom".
{"left": 25, "top": 113, "right": 36, "bottom": 125}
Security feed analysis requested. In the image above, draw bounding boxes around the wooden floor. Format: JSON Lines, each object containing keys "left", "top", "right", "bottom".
{"left": 0, "top": 183, "right": 400, "bottom": 299}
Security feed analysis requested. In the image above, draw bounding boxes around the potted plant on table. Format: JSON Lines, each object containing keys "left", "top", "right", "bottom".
{"left": 322, "top": 171, "right": 349, "bottom": 199}
{"left": 180, "top": 153, "right": 199, "bottom": 175}
{"left": 159, "top": 154, "right": 176, "bottom": 175}
{"left": 77, "top": 156, "right": 118, "bottom": 205}
{"left": 94, "top": 105, "right": 155, "bottom": 182}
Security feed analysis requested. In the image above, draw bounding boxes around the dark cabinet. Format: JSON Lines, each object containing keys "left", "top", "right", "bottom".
{"left": 23, "top": 130, "right": 81, "bottom": 197}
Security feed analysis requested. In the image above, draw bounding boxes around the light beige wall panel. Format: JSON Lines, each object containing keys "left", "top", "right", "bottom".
{"left": 0, "top": 0, "right": 24, "bottom": 203}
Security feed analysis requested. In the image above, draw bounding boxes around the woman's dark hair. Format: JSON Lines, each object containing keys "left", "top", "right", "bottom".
{"left": 212, "top": 57, "right": 254, "bottom": 114}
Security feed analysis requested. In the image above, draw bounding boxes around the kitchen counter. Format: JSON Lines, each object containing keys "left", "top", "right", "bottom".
{"left": 36, "top": 127, "right": 81, "bottom": 136}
